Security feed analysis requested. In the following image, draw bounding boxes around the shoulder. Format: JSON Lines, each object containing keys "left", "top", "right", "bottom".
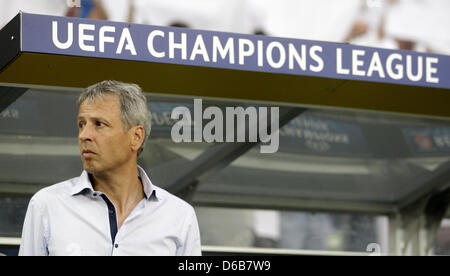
{"left": 152, "top": 186, "right": 196, "bottom": 215}
{"left": 29, "top": 176, "right": 80, "bottom": 205}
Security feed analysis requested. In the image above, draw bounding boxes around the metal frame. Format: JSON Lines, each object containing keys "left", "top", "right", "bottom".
{"left": 389, "top": 187, "right": 450, "bottom": 255}
{"left": 0, "top": 86, "right": 27, "bottom": 113}
{"left": 397, "top": 160, "right": 450, "bottom": 209}
{"left": 168, "top": 107, "right": 305, "bottom": 200}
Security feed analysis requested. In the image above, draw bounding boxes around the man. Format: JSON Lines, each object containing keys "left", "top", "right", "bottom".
{"left": 19, "top": 80, "right": 201, "bottom": 256}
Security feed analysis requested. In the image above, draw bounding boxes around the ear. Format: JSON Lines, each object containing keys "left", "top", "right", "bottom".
{"left": 129, "top": 125, "right": 145, "bottom": 153}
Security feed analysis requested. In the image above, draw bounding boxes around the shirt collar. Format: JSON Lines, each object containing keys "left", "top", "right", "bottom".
{"left": 137, "top": 165, "right": 160, "bottom": 201}
{"left": 70, "top": 170, "right": 94, "bottom": 196}
{"left": 70, "top": 166, "right": 160, "bottom": 201}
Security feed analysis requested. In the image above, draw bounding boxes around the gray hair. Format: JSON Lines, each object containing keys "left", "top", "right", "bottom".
{"left": 78, "top": 80, "right": 151, "bottom": 156}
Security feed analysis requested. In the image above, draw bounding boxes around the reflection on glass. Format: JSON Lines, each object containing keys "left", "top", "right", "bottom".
{"left": 0, "top": 88, "right": 449, "bottom": 255}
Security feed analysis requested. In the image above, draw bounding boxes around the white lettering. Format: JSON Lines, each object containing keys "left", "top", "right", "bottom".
{"left": 225, "top": 106, "right": 258, "bottom": 142}
{"left": 426, "top": 57, "right": 439, "bottom": 83}
{"left": 406, "top": 55, "right": 423, "bottom": 82}
{"left": 99, "top": 26, "right": 115, "bottom": 53}
{"left": 238, "top": 39, "right": 254, "bottom": 65}
{"left": 212, "top": 36, "right": 234, "bottom": 64}
{"left": 203, "top": 106, "right": 223, "bottom": 142}
{"left": 147, "top": 30, "right": 165, "bottom": 58}
{"left": 352, "top": 49, "right": 366, "bottom": 76}
{"left": 194, "top": 99, "right": 203, "bottom": 142}
{"left": 171, "top": 101, "right": 280, "bottom": 153}
{"left": 116, "top": 28, "right": 136, "bottom": 55}
{"left": 257, "top": 40, "right": 264, "bottom": 67}
{"left": 52, "top": 21, "right": 73, "bottom": 49}
{"left": 288, "top": 43, "right": 306, "bottom": 71}
{"left": 78, "top": 23, "right": 95, "bottom": 52}
{"left": 386, "top": 53, "right": 403, "bottom": 80}
{"left": 336, "top": 48, "right": 349, "bottom": 75}
{"left": 309, "top": 46, "right": 324, "bottom": 72}
{"left": 190, "top": 35, "right": 210, "bottom": 62}
{"left": 170, "top": 107, "right": 192, "bottom": 142}
{"left": 259, "top": 107, "right": 280, "bottom": 154}
{"left": 266, "top": 41, "right": 286, "bottom": 69}
{"left": 367, "top": 51, "right": 385, "bottom": 78}
{"left": 169, "top": 32, "right": 187, "bottom": 59}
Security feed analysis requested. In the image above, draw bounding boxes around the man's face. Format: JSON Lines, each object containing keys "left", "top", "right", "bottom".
{"left": 77, "top": 93, "right": 133, "bottom": 174}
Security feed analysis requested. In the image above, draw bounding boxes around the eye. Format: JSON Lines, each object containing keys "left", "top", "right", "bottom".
{"left": 96, "top": 121, "right": 105, "bottom": 127}
{"left": 78, "top": 121, "right": 85, "bottom": 129}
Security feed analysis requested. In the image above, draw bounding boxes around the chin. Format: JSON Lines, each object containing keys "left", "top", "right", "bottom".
{"left": 83, "top": 166, "right": 96, "bottom": 174}
{"left": 82, "top": 161, "right": 100, "bottom": 174}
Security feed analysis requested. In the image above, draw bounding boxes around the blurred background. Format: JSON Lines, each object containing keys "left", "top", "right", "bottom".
{"left": 1, "top": 0, "right": 449, "bottom": 54}
{"left": 0, "top": 0, "right": 449, "bottom": 256}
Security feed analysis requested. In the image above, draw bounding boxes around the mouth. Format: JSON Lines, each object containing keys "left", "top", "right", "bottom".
{"left": 82, "top": 150, "right": 96, "bottom": 158}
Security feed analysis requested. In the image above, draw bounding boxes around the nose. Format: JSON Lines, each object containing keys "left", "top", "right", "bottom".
{"left": 79, "top": 122, "right": 94, "bottom": 143}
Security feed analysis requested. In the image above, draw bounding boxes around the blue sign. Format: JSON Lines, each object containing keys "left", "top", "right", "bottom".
{"left": 403, "top": 127, "right": 450, "bottom": 155}
{"left": 279, "top": 115, "right": 369, "bottom": 156}
{"left": 20, "top": 13, "right": 450, "bottom": 90}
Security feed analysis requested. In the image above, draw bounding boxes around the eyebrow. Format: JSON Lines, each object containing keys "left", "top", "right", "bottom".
{"left": 77, "top": 116, "right": 111, "bottom": 125}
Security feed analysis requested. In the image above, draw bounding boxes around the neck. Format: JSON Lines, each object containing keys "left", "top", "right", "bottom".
{"left": 90, "top": 163, "right": 144, "bottom": 214}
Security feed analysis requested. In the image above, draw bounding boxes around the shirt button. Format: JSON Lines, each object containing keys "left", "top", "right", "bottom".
{"left": 114, "top": 244, "right": 119, "bottom": 248}
{"left": 109, "top": 209, "right": 114, "bottom": 215}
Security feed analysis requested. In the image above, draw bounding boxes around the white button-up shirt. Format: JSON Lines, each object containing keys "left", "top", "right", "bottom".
{"left": 19, "top": 166, "right": 202, "bottom": 256}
